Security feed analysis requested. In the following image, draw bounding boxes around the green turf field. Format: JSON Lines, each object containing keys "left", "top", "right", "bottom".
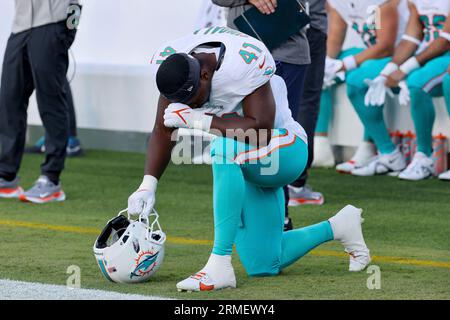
{"left": 0, "top": 150, "right": 449, "bottom": 300}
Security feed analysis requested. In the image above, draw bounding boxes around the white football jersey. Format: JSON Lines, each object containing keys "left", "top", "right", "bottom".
{"left": 150, "top": 27, "right": 307, "bottom": 143}
{"left": 328, "top": 0, "right": 409, "bottom": 47}
{"left": 412, "top": 0, "right": 450, "bottom": 51}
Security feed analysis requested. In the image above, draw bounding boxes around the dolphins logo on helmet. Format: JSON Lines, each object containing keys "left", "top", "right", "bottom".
{"left": 130, "top": 251, "right": 160, "bottom": 279}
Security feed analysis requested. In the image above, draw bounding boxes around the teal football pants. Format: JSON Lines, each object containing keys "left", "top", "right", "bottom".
{"left": 444, "top": 73, "right": 450, "bottom": 116}
{"left": 316, "top": 47, "right": 371, "bottom": 141}
{"left": 210, "top": 129, "right": 334, "bottom": 276}
{"left": 407, "top": 53, "right": 450, "bottom": 156}
{"left": 346, "top": 57, "right": 395, "bottom": 154}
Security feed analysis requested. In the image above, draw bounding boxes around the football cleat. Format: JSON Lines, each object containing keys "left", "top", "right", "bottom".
{"left": 288, "top": 185, "right": 324, "bottom": 206}
{"left": 177, "top": 254, "right": 236, "bottom": 292}
{"left": 312, "top": 136, "right": 335, "bottom": 168}
{"left": 336, "top": 141, "right": 377, "bottom": 174}
{"left": 19, "top": 176, "right": 66, "bottom": 204}
{"left": 0, "top": 177, "right": 23, "bottom": 199}
{"left": 439, "top": 170, "right": 450, "bottom": 181}
{"left": 329, "top": 205, "right": 371, "bottom": 272}
{"left": 398, "top": 152, "right": 434, "bottom": 181}
{"left": 351, "top": 147, "right": 406, "bottom": 177}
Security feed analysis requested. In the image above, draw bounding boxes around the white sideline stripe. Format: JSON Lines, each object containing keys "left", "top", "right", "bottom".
{"left": 0, "top": 279, "right": 172, "bottom": 300}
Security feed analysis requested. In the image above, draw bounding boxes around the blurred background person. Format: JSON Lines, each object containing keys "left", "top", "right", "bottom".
{"left": 339, "top": 0, "right": 410, "bottom": 177}
{"left": 440, "top": 63, "right": 450, "bottom": 181}
{"left": 286, "top": 0, "right": 328, "bottom": 209}
{"left": 0, "top": 0, "right": 80, "bottom": 203}
{"left": 196, "top": 0, "right": 228, "bottom": 28}
{"left": 25, "top": 83, "right": 84, "bottom": 157}
{"left": 372, "top": 0, "right": 450, "bottom": 181}
{"left": 314, "top": 0, "right": 408, "bottom": 175}
{"left": 212, "top": 0, "right": 314, "bottom": 231}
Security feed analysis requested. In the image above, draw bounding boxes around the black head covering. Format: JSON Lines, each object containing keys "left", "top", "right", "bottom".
{"left": 156, "top": 53, "right": 201, "bottom": 104}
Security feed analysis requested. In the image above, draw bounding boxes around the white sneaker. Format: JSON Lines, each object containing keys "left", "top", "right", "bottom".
{"left": 328, "top": 205, "right": 371, "bottom": 272}
{"left": 336, "top": 141, "right": 377, "bottom": 174}
{"left": 176, "top": 254, "right": 236, "bottom": 292}
{"left": 439, "top": 170, "right": 450, "bottom": 181}
{"left": 351, "top": 147, "right": 406, "bottom": 177}
{"left": 398, "top": 152, "right": 434, "bottom": 181}
{"left": 288, "top": 185, "right": 324, "bottom": 206}
{"left": 0, "top": 177, "right": 23, "bottom": 199}
{"left": 312, "top": 136, "right": 335, "bottom": 168}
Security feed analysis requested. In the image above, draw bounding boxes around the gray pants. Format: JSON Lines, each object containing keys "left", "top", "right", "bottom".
{"left": 0, "top": 22, "right": 76, "bottom": 182}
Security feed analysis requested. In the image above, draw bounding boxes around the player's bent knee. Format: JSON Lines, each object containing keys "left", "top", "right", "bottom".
{"left": 238, "top": 241, "right": 281, "bottom": 277}
{"left": 406, "top": 71, "right": 427, "bottom": 91}
{"left": 235, "top": 183, "right": 284, "bottom": 277}
{"left": 238, "top": 249, "right": 281, "bottom": 277}
{"left": 347, "top": 83, "right": 366, "bottom": 102}
{"left": 346, "top": 71, "right": 368, "bottom": 90}
{"left": 247, "top": 268, "right": 280, "bottom": 277}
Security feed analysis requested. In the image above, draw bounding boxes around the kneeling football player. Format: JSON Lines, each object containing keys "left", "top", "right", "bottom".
{"left": 127, "top": 27, "right": 371, "bottom": 292}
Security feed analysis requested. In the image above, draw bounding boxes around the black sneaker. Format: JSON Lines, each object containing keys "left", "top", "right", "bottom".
{"left": 284, "top": 217, "right": 293, "bottom": 231}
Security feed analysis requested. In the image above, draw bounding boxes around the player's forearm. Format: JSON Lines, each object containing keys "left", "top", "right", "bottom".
{"left": 326, "top": 7, "right": 347, "bottom": 58}
{"left": 210, "top": 80, "right": 275, "bottom": 144}
{"left": 326, "top": 23, "right": 346, "bottom": 58}
{"left": 144, "top": 126, "right": 176, "bottom": 180}
{"left": 327, "top": 37, "right": 345, "bottom": 59}
{"left": 416, "top": 38, "right": 450, "bottom": 65}
{"left": 210, "top": 116, "right": 273, "bottom": 146}
{"left": 391, "top": 40, "right": 419, "bottom": 65}
{"left": 211, "top": 116, "right": 272, "bottom": 134}
{"left": 354, "top": 43, "right": 394, "bottom": 65}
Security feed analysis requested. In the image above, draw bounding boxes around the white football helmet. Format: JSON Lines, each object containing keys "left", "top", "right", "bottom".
{"left": 93, "top": 209, "right": 166, "bottom": 284}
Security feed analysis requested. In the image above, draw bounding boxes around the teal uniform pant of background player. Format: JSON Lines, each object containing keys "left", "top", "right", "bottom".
{"left": 347, "top": 52, "right": 450, "bottom": 157}
{"left": 406, "top": 53, "right": 450, "bottom": 156}
{"left": 346, "top": 53, "right": 394, "bottom": 154}
{"left": 316, "top": 47, "right": 370, "bottom": 141}
{"left": 444, "top": 73, "right": 450, "bottom": 116}
{"left": 210, "top": 129, "right": 334, "bottom": 276}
